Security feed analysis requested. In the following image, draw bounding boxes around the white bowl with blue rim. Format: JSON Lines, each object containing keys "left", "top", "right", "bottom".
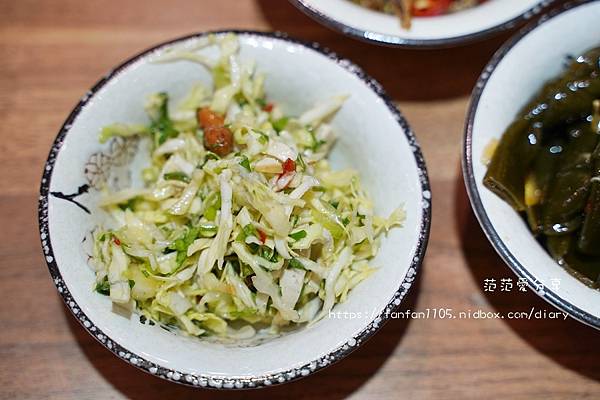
{"left": 464, "top": 0, "right": 600, "bottom": 329}
{"left": 38, "top": 30, "right": 431, "bottom": 388}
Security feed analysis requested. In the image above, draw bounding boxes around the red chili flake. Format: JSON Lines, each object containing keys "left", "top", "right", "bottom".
{"left": 113, "top": 237, "right": 121, "bottom": 246}
{"left": 258, "top": 229, "right": 267, "bottom": 244}
{"left": 411, "top": 0, "right": 452, "bottom": 17}
{"left": 275, "top": 158, "right": 297, "bottom": 190}
{"left": 263, "top": 103, "right": 274, "bottom": 112}
{"left": 281, "top": 158, "right": 296, "bottom": 175}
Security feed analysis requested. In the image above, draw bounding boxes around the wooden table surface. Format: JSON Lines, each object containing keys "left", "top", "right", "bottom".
{"left": 1, "top": 1, "right": 599, "bottom": 399}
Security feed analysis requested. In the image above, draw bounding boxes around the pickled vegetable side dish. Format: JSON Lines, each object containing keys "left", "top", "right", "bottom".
{"left": 89, "top": 34, "right": 405, "bottom": 340}
{"left": 484, "top": 47, "right": 600, "bottom": 289}
{"left": 351, "top": 0, "right": 484, "bottom": 29}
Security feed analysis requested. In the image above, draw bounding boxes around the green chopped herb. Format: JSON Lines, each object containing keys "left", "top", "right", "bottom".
{"left": 256, "top": 97, "right": 267, "bottom": 108}
{"left": 257, "top": 132, "right": 269, "bottom": 144}
{"left": 95, "top": 277, "right": 110, "bottom": 296}
{"left": 296, "top": 153, "right": 306, "bottom": 171}
{"left": 272, "top": 117, "right": 289, "bottom": 133}
{"left": 240, "top": 263, "right": 254, "bottom": 278}
{"left": 290, "top": 214, "right": 299, "bottom": 227}
{"left": 239, "top": 156, "right": 251, "bottom": 172}
{"left": 204, "top": 192, "right": 221, "bottom": 221}
{"left": 163, "top": 171, "right": 190, "bottom": 183}
{"left": 200, "top": 151, "right": 221, "bottom": 168}
{"left": 242, "top": 224, "right": 257, "bottom": 238}
{"left": 176, "top": 251, "right": 187, "bottom": 266}
{"left": 128, "top": 279, "right": 136, "bottom": 289}
{"left": 206, "top": 151, "right": 220, "bottom": 161}
{"left": 204, "top": 207, "right": 217, "bottom": 221}
{"left": 247, "top": 242, "right": 260, "bottom": 253}
{"left": 170, "top": 227, "right": 200, "bottom": 251}
{"left": 150, "top": 93, "right": 178, "bottom": 145}
{"left": 236, "top": 230, "right": 247, "bottom": 242}
{"left": 259, "top": 246, "right": 277, "bottom": 262}
{"left": 229, "top": 308, "right": 259, "bottom": 319}
{"left": 235, "top": 92, "right": 248, "bottom": 106}
{"left": 342, "top": 217, "right": 351, "bottom": 226}
{"left": 313, "top": 140, "right": 326, "bottom": 152}
{"left": 168, "top": 226, "right": 202, "bottom": 266}
{"left": 288, "top": 230, "right": 307, "bottom": 241}
{"left": 288, "top": 258, "right": 305, "bottom": 270}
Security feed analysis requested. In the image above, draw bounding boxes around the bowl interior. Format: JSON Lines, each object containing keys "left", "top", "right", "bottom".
{"left": 296, "top": 0, "right": 548, "bottom": 44}
{"left": 44, "top": 32, "right": 428, "bottom": 380}
{"left": 467, "top": 1, "right": 600, "bottom": 327}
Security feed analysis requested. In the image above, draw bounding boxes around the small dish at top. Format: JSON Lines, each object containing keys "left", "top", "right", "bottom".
{"left": 291, "top": 0, "right": 555, "bottom": 48}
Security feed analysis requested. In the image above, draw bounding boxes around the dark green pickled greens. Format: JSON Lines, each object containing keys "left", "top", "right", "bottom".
{"left": 484, "top": 47, "right": 600, "bottom": 288}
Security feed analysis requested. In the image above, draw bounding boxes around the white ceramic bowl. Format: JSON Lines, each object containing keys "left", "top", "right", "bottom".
{"left": 464, "top": 0, "right": 600, "bottom": 329}
{"left": 290, "top": 0, "right": 555, "bottom": 48}
{"left": 39, "top": 31, "right": 431, "bottom": 388}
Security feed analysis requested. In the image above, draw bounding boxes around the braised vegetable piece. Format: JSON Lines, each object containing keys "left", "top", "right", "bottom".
{"left": 578, "top": 101, "right": 600, "bottom": 255}
{"left": 579, "top": 182, "right": 600, "bottom": 255}
{"left": 485, "top": 48, "right": 600, "bottom": 289}
{"left": 546, "top": 235, "right": 571, "bottom": 261}
{"left": 541, "top": 122, "right": 598, "bottom": 236}
{"left": 524, "top": 137, "right": 564, "bottom": 233}
{"left": 484, "top": 120, "right": 542, "bottom": 211}
{"left": 485, "top": 47, "right": 600, "bottom": 211}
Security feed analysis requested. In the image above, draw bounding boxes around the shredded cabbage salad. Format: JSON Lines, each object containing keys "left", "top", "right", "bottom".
{"left": 89, "top": 33, "right": 405, "bottom": 340}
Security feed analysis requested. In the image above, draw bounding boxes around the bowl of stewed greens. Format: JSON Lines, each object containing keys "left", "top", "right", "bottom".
{"left": 464, "top": 0, "right": 600, "bottom": 329}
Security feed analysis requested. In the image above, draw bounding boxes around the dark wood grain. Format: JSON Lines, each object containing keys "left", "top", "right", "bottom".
{"left": 0, "top": 0, "right": 598, "bottom": 399}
